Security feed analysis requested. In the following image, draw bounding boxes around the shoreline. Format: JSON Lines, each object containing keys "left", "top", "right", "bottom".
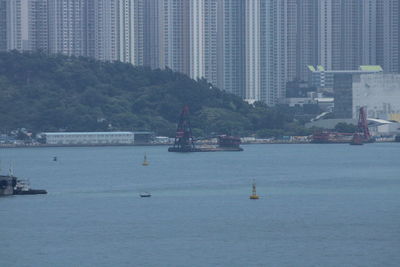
{"left": 0, "top": 139, "right": 397, "bottom": 149}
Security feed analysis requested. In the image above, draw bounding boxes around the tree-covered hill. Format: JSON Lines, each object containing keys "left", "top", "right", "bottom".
{"left": 0, "top": 51, "right": 310, "bottom": 137}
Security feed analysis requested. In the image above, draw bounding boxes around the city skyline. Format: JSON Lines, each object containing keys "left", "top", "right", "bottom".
{"left": 0, "top": 0, "right": 399, "bottom": 105}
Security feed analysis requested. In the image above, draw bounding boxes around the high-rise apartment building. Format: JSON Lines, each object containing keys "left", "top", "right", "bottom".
{"left": 87, "top": 0, "right": 144, "bottom": 64}
{"left": 245, "top": 0, "right": 261, "bottom": 102}
{"left": 85, "top": 0, "right": 96, "bottom": 58}
{"left": 48, "top": 0, "right": 88, "bottom": 56}
{"left": 362, "top": 0, "right": 377, "bottom": 65}
{"left": 202, "top": 0, "right": 218, "bottom": 86}
{"left": 296, "top": 0, "right": 318, "bottom": 82}
{"left": 143, "top": 0, "right": 160, "bottom": 69}
{"left": 1, "top": 0, "right": 48, "bottom": 52}
{"left": 244, "top": 0, "right": 298, "bottom": 104}
{"left": 30, "top": 0, "right": 48, "bottom": 52}
{"left": 217, "top": 0, "right": 245, "bottom": 98}
{"left": 91, "top": 0, "right": 119, "bottom": 61}
{"left": 0, "top": 0, "right": 7, "bottom": 51}
{"left": 376, "top": 0, "right": 400, "bottom": 73}
{"left": 190, "top": 0, "right": 205, "bottom": 80}
{"left": 260, "top": 0, "right": 297, "bottom": 105}
{"left": 158, "top": 0, "right": 190, "bottom": 75}
{"left": 318, "top": 0, "right": 362, "bottom": 71}
{"left": 189, "top": 0, "right": 218, "bottom": 87}
{"left": 4, "top": 0, "right": 21, "bottom": 50}
{"left": 285, "top": 0, "right": 298, "bottom": 84}
{"left": 118, "top": 0, "right": 144, "bottom": 65}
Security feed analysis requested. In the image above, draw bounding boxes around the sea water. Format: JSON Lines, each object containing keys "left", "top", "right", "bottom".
{"left": 0, "top": 143, "right": 399, "bottom": 266}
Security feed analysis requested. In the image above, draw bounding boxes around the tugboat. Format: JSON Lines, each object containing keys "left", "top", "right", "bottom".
{"left": 249, "top": 180, "right": 259, "bottom": 200}
{"left": 0, "top": 165, "right": 46, "bottom": 196}
{"left": 0, "top": 175, "right": 46, "bottom": 196}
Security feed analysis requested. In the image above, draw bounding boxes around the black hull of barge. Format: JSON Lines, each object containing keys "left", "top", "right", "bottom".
{"left": 14, "top": 189, "right": 47, "bottom": 195}
{"left": 168, "top": 147, "right": 202, "bottom": 152}
{"left": 168, "top": 146, "right": 243, "bottom": 152}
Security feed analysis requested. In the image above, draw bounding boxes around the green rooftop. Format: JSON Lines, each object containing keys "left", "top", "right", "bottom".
{"left": 359, "top": 65, "right": 383, "bottom": 72}
{"left": 307, "top": 65, "right": 316, "bottom": 71}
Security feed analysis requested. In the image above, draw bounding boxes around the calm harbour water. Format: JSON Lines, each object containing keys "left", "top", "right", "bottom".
{"left": 0, "top": 143, "right": 399, "bottom": 267}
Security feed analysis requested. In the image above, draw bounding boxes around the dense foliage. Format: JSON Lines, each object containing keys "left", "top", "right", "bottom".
{"left": 0, "top": 51, "right": 311, "bottom": 137}
{"left": 334, "top": 122, "right": 357, "bottom": 133}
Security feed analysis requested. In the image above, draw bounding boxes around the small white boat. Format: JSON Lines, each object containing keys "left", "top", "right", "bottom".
{"left": 140, "top": 192, "right": 151, "bottom": 197}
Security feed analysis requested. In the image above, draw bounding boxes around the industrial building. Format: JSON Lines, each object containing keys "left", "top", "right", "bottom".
{"left": 333, "top": 72, "right": 400, "bottom": 120}
{"left": 307, "top": 65, "right": 385, "bottom": 118}
{"left": 42, "top": 131, "right": 154, "bottom": 146}
{"left": 308, "top": 65, "right": 383, "bottom": 91}
{"left": 353, "top": 73, "right": 400, "bottom": 120}
{"left": 368, "top": 119, "right": 400, "bottom": 136}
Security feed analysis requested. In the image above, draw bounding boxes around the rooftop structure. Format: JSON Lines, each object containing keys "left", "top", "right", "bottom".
{"left": 308, "top": 65, "right": 383, "bottom": 89}
{"left": 42, "top": 131, "right": 153, "bottom": 145}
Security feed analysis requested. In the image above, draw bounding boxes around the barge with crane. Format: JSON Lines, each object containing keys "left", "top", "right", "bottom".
{"left": 311, "top": 107, "right": 374, "bottom": 144}
{"left": 168, "top": 106, "right": 243, "bottom": 152}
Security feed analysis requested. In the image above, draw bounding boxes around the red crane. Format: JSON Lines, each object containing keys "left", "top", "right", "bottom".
{"left": 168, "top": 105, "right": 199, "bottom": 152}
{"left": 357, "top": 107, "right": 372, "bottom": 142}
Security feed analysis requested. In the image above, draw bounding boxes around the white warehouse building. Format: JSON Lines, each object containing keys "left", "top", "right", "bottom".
{"left": 42, "top": 132, "right": 153, "bottom": 145}
{"left": 353, "top": 73, "right": 400, "bottom": 120}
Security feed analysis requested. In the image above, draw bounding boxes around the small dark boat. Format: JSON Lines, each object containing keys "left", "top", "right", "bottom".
{"left": 140, "top": 192, "right": 151, "bottom": 198}
{"left": 53, "top": 156, "right": 57, "bottom": 161}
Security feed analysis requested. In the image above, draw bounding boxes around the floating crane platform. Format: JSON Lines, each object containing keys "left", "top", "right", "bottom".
{"left": 311, "top": 107, "right": 374, "bottom": 144}
{"left": 168, "top": 106, "right": 243, "bottom": 152}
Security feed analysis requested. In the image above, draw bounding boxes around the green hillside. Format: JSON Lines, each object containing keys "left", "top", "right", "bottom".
{"left": 0, "top": 51, "right": 309, "bottom": 137}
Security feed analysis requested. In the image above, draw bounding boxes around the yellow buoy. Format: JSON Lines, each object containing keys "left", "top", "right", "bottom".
{"left": 249, "top": 180, "right": 259, "bottom": 199}
{"left": 142, "top": 153, "right": 149, "bottom": 166}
